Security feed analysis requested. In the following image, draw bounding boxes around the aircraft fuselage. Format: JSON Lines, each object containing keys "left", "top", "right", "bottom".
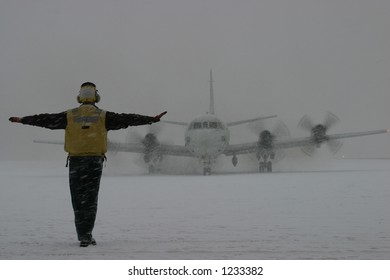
{"left": 185, "top": 114, "right": 229, "bottom": 158}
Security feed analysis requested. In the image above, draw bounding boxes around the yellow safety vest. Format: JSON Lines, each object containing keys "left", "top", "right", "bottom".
{"left": 65, "top": 105, "right": 107, "bottom": 156}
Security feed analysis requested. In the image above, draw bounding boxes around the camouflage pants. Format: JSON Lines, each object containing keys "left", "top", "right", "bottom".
{"left": 69, "top": 156, "right": 103, "bottom": 241}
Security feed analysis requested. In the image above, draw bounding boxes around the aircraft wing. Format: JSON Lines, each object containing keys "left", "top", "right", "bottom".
{"left": 109, "top": 141, "right": 193, "bottom": 157}
{"left": 35, "top": 139, "right": 194, "bottom": 157}
{"left": 326, "top": 130, "right": 389, "bottom": 141}
{"left": 224, "top": 129, "right": 389, "bottom": 156}
{"left": 273, "top": 129, "right": 389, "bottom": 150}
{"left": 161, "top": 114, "right": 277, "bottom": 127}
{"left": 160, "top": 120, "right": 188, "bottom": 126}
{"left": 107, "top": 141, "right": 145, "bottom": 153}
{"left": 226, "top": 115, "right": 277, "bottom": 126}
{"left": 34, "top": 139, "right": 147, "bottom": 153}
{"left": 34, "top": 140, "right": 64, "bottom": 145}
{"left": 109, "top": 140, "right": 195, "bottom": 157}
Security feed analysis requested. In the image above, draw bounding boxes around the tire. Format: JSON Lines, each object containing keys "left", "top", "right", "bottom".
{"left": 267, "top": 161, "right": 272, "bottom": 172}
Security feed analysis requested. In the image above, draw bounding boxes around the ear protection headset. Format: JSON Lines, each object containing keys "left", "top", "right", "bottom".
{"left": 77, "top": 82, "right": 101, "bottom": 104}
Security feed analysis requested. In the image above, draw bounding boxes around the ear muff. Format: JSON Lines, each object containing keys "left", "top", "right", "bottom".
{"left": 95, "top": 93, "right": 101, "bottom": 103}
{"left": 77, "top": 83, "right": 100, "bottom": 103}
{"left": 77, "top": 93, "right": 100, "bottom": 103}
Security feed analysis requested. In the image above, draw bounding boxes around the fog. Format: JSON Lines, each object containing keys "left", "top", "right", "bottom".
{"left": 1, "top": 0, "right": 389, "bottom": 162}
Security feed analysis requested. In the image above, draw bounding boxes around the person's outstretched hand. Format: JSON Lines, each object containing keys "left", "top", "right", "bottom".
{"left": 153, "top": 111, "right": 167, "bottom": 122}
{"left": 9, "top": 117, "right": 22, "bottom": 123}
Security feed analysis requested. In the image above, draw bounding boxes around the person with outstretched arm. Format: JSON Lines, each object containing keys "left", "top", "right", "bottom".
{"left": 9, "top": 82, "right": 167, "bottom": 247}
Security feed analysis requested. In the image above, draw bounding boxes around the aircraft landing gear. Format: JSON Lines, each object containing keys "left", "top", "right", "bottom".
{"left": 259, "top": 160, "right": 272, "bottom": 173}
{"left": 203, "top": 167, "right": 211, "bottom": 176}
{"left": 149, "top": 165, "right": 156, "bottom": 174}
{"left": 202, "top": 158, "right": 213, "bottom": 176}
{"left": 257, "top": 152, "right": 274, "bottom": 173}
{"left": 146, "top": 154, "right": 163, "bottom": 174}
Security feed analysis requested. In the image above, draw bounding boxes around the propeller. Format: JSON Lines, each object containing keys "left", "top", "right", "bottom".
{"left": 298, "top": 112, "right": 343, "bottom": 156}
{"left": 125, "top": 123, "right": 166, "bottom": 171}
{"left": 126, "top": 122, "right": 162, "bottom": 143}
{"left": 106, "top": 123, "right": 165, "bottom": 173}
{"left": 247, "top": 119, "right": 290, "bottom": 162}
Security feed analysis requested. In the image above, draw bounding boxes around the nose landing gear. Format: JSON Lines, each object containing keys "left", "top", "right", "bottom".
{"left": 257, "top": 151, "right": 274, "bottom": 173}
{"left": 202, "top": 158, "right": 213, "bottom": 175}
{"left": 232, "top": 154, "right": 238, "bottom": 167}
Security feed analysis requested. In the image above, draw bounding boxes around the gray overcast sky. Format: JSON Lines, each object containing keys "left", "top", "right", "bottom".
{"left": 1, "top": 0, "right": 389, "bottom": 160}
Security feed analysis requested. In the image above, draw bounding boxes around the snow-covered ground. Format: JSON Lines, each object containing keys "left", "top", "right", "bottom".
{"left": 0, "top": 158, "right": 389, "bottom": 260}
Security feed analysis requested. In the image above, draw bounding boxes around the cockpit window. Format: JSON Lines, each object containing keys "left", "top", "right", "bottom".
{"left": 209, "top": 122, "right": 218, "bottom": 128}
{"left": 190, "top": 121, "right": 224, "bottom": 129}
{"left": 193, "top": 122, "right": 202, "bottom": 129}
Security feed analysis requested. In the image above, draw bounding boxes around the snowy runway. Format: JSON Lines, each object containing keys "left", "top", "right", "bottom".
{"left": 0, "top": 159, "right": 389, "bottom": 259}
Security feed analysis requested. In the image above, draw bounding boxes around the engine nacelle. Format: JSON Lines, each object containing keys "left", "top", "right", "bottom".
{"left": 259, "top": 130, "right": 273, "bottom": 149}
{"left": 232, "top": 155, "right": 238, "bottom": 166}
{"left": 311, "top": 124, "right": 328, "bottom": 144}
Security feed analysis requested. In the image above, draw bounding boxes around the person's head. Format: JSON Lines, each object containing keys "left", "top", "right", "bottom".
{"left": 77, "top": 82, "right": 100, "bottom": 104}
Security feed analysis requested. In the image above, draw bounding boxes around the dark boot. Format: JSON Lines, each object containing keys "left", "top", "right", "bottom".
{"left": 80, "top": 235, "right": 97, "bottom": 247}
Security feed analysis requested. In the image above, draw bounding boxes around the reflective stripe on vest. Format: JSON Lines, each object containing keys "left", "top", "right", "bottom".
{"left": 65, "top": 105, "right": 107, "bottom": 156}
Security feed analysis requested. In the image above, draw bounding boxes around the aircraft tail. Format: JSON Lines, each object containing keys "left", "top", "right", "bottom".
{"left": 209, "top": 69, "right": 215, "bottom": 115}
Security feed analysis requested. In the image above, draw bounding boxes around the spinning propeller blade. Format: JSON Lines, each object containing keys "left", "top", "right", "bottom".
{"left": 298, "top": 112, "right": 342, "bottom": 156}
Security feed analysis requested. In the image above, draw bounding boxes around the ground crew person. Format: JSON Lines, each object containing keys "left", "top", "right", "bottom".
{"left": 9, "top": 82, "right": 167, "bottom": 247}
